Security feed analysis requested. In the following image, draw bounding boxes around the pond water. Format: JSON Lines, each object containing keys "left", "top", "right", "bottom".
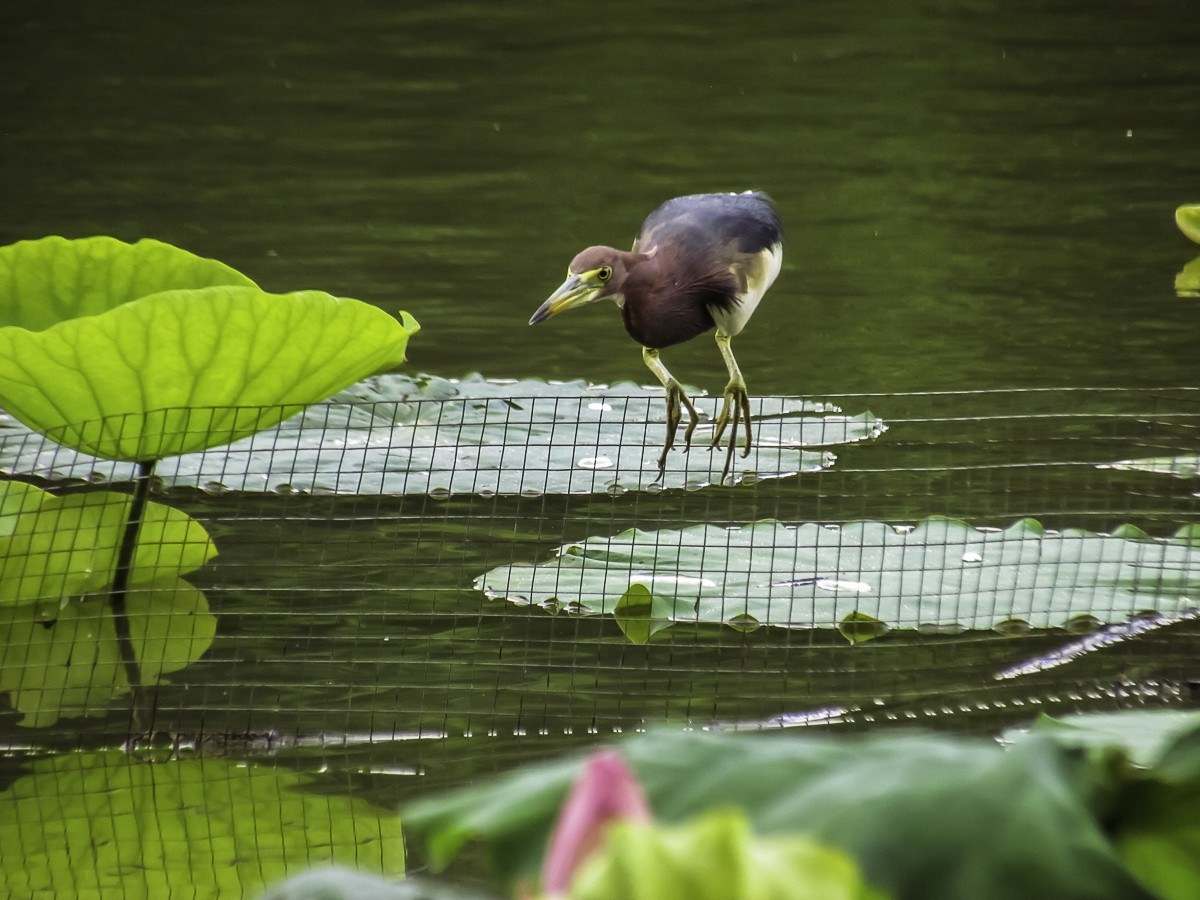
{"left": 5, "top": 1, "right": 1198, "bottom": 395}
{"left": 2, "top": 1, "right": 1199, "bottom": 893}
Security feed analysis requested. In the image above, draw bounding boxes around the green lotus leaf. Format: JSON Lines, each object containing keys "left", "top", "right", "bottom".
{"left": 1122, "top": 718, "right": 1200, "bottom": 900}
{"left": 1118, "top": 779, "right": 1200, "bottom": 900}
{"left": 0, "top": 480, "right": 42, "bottom": 535}
{"left": 0, "top": 286, "right": 420, "bottom": 461}
{"left": 405, "top": 727, "right": 1152, "bottom": 899}
{"left": 0, "top": 580, "right": 216, "bottom": 726}
{"left": 613, "top": 583, "right": 678, "bottom": 644}
{"left": 570, "top": 808, "right": 884, "bottom": 900}
{"left": 0, "top": 235, "right": 257, "bottom": 332}
{"left": 838, "top": 611, "right": 889, "bottom": 644}
{"left": 0, "top": 749, "right": 405, "bottom": 897}
{"left": 1032, "top": 711, "right": 1200, "bottom": 900}
{"left": 475, "top": 518, "right": 1200, "bottom": 638}
{"left": 1014, "top": 710, "right": 1200, "bottom": 769}
{"left": 1176, "top": 205, "right": 1200, "bottom": 245}
{"left": 0, "top": 481, "right": 216, "bottom": 607}
{"left": 0, "top": 374, "right": 883, "bottom": 495}
{"left": 1174, "top": 257, "right": 1200, "bottom": 298}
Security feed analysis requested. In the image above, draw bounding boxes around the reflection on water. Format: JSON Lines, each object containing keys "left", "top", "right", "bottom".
{"left": 1177, "top": 256, "right": 1200, "bottom": 297}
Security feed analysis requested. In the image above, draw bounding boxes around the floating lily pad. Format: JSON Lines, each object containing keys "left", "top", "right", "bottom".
{"left": 0, "top": 749, "right": 405, "bottom": 897}
{"left": 475, "top": 517, "right": 1200, "bottom": 638}
{"left": 0, "top": 481, "right": 216, "bottom": 607}
{"left": 0, "top": 286, "right": 419, "bottom": 461}
{"left": 0, "top": 581, "right": 216, "bottom": 726}
{"left": 0, "top": 374, "right": 886, "bottom": 495}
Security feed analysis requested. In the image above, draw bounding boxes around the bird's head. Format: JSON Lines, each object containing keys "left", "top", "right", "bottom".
{"left": 529, "top": 246, "right": 628, "bottom": 325}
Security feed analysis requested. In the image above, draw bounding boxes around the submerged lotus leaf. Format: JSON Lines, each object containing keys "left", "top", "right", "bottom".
{"left": 0, "top": 374, "right": 884, "bottom": 495}
{"left": 0, "top": 749, "right": 405, "bottom": 897}
{"left": 0, "top": 235, "right": 256, "bottom": 331}
{"left": 1102, "top": 455, "right": 1200, "bottom": 478}
{"left": 404, "top": 727, "right": 1152, "bottom": 899}
{"left": 0, "top": 481, "right": 216, "bottom": 607}
{"left": 0, "top": 581, "right": 216, "bottom": 726}
{"left": 613, "top": 583, "right": 679, "bottom": 644}
{"left": 475, "top": 518, "right": 1200, "bottom": 636}
{"left": 1176, "top": 205, "right": 1200, "bottom": 245}
{"left": 0, "top": 286, "right": 419, "bottom": 460}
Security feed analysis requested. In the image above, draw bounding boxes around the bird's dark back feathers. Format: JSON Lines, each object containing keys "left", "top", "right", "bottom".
{"left": 620, "top": 192, "right": 781, "bottom": 348}
{"left": 632, "top": 192, "right": 783, "bottom": 258}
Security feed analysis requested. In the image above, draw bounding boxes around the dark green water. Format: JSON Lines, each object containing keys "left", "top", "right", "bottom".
{"left": 3, "top": 1, "right": 1198, "bottom": 395}
{"left": 2, "top": 1, "right": 1200, "bottom": 891}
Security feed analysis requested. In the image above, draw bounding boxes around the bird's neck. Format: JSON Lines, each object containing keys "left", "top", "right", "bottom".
{"left": 598, "top": 249, "right": 654, "bottom": 310}
{"left": 616, "top": 248, "right": 660, "bottom": 294}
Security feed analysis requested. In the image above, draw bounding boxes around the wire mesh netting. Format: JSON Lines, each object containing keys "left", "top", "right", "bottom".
{"left": 1, "top": 382, "right": 1198, "bottom": 894}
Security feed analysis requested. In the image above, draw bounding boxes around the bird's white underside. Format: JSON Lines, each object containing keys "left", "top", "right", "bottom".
{"left": 711, "top": 241, "right": 783, "bottom": 338}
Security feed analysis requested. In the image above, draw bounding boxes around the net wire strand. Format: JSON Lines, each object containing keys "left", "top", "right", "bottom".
{"left": 0, "top": 385, "right": 1195, "bottom": 751}
{"left": 0, "top": 387, "right": 1197, "bottom": 894}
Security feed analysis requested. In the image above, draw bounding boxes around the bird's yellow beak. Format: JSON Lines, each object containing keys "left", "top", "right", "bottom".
{"left": 528, "top": 274, "right": 600, "bottom": 325}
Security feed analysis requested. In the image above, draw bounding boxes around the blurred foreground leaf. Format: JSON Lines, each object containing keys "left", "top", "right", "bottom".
{"left": 570, "top": 808, "right": 884, "bottom": 900}
{"left": 405, "top": 726, "right": 1157, "bottom": 900}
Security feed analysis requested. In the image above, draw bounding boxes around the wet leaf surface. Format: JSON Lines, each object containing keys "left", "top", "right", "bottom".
{"left": 476, "top": 517, "right": 1200, "bottom": 637}
{"left": 0, "top": 374, "right": 885, "bottom": 495}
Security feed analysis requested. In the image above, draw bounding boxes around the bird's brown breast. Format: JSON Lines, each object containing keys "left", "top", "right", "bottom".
{"left": 619, "top": 282, "right": 721, "bottom": 349}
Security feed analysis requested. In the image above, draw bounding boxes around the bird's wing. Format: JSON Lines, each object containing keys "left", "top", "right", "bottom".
{"left": 714, "top": 240, "right": 783, "bottom": 337}
{"left": 632, "top": 192, "right": 782, "bottom": 256}
{"left": 633, "top": 193, "right": 783, "bottom": 338}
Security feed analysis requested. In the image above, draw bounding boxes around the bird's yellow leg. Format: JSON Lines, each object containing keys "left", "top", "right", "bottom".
{"left": 642, "top": 347, "right": 699, "bottom": 477}
{"left": 711, "top": 333, "right": 753, "bottom": 484}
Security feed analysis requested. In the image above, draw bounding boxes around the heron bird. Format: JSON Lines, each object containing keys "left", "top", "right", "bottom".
{"left": 528, "top": 191, "right": 783, "bottom": 484}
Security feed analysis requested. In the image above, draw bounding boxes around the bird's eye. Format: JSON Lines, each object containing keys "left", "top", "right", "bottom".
{"left": 597, "top": 266, "right": 613, "bottom": 282}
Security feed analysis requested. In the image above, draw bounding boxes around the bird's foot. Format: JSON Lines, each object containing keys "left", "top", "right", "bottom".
{"left": 710, "top": 381, "right": 753, "bottom": 485}
{"left": 655, "top": 383, "right": 700, "bottom": 480}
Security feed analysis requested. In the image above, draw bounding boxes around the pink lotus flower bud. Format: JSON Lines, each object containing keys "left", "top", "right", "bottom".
{"left": 540, "top": 750, "right": 652, "bottom": 894}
